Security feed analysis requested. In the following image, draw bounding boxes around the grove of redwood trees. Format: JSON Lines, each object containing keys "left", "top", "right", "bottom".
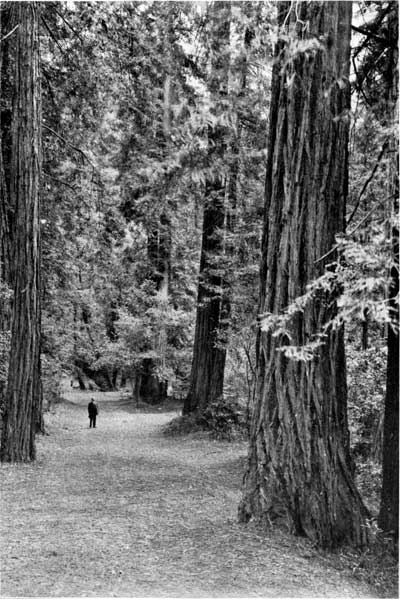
{"left": 238, "top": 1, "right": 369, "bottom": 548}
{"left": 0, "top": 0, "right": 397, "bottom": 553}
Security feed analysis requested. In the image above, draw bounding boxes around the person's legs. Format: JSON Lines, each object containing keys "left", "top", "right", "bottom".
{"left": 93, "top": 415, "right": 96, "bottom": 428}
{"left": 89, "top": 416, "right": 93, "bottom": 428}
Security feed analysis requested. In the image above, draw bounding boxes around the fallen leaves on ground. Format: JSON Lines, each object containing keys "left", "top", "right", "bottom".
{"left": 0, "top": 389, "right": 382, "bottom": 598}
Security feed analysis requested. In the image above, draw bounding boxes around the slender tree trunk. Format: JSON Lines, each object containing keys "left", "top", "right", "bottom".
{"left": 1, "top": 2, "right": 42, "bottom": 461}
{"left": 361, "top": 308, "right": 369, "bottom": 350}
{"left": 239, "top": 1, "right": 369, "bottom": 548}
{"left": 379, "top": 6, "right": 398, "bottom": 537}
{"left": 184, "top": 1, "right": 231, "bottom": 415}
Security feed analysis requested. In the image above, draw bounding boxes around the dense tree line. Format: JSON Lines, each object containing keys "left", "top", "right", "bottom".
{"left": 0, "top": 0, "right": 397, "bottom": 549}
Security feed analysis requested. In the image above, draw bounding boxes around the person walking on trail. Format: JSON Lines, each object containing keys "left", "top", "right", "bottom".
{"left": 88, "top": 398, "right": 98, "bottom": 428}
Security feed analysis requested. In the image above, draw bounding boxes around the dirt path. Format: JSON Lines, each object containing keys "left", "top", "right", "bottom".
{"left": 1, "top": 389, "right": 377, "bottom": 598}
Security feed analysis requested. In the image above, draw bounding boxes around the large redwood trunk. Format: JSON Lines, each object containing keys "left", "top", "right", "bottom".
{"left": 1, "top": 2, "right": 42, "bottom": 461}
{"left": 239, "top": 1, "right": 368, "bottom": 548}
{"left": 183, "top": 1, "right": 231, "bottom": 415}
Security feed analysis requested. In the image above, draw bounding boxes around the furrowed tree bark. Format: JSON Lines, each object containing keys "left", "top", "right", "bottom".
{"left": 183, "top": 1, "right": 231, "bottom": 415}
{"left": 1, "top": 2, "right": 42, "bottom": 461}
{"left": 0, "top": 3, "right": 14, "bottom": 408}
{"left": 239, "top": 1, "right": 369, "bottom": 548}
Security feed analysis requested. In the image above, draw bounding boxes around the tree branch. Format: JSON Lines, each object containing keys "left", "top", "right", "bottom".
{"left": 315, "top": 192, "right": 396, "bottom": 264}
{"left": 52, "top": 6, "right": 83, "bottom": 44}
{"left": 43, "top": 124, "right": 95, "bottom": 168}
{"left": 346, "top": 140, "right": 389, "bottom": 226}
{"left": 41, "top": 16, "right": 66, "bottom": 56}
{"left": 351, "top": 24, "right": 387, "bottom": 45}
{"left": 348, "top": 193, "right": 398, "bottom": 236}
{"left": 243, "top": 342, "right": 255, "bottom": 377}
{"left": 0, "top": 24, "right": 19, "bottom": 44}
{"left": 43, "top": 171, "right": 78, "bottom": 192}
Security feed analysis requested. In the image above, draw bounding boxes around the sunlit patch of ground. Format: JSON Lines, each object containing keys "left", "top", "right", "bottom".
{"left": 1, "top": 389, "right": 379, "bottom": 597}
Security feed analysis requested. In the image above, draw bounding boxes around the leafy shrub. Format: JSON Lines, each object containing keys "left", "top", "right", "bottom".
{"left": 162, "top": 414, "right": 203, "bottom": 436}
{"left": 198, "top": 396, "right": 246, "bottom": 440}
{"left": 163, "top": 397, "right": 246, "bottom": 440}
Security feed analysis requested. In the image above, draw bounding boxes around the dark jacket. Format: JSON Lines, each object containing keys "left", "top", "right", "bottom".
{"left": 88, "top": 401, "right": 98, "bottom": 417}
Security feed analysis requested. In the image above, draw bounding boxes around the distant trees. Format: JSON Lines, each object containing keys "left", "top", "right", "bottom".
{"left": 25, "top": 1, "right": 267, "bottom": 411}
{"left": 1, "top": 2, "right": 42, "bottom": 461}
{"left": 239, "top": 1, "right": 369, "bottom": 548}
{"left": 349, "top": 0, "right": 398, "bottom": 541}
{"left": 115, "top": 2, "right": 201, "bottom": 403}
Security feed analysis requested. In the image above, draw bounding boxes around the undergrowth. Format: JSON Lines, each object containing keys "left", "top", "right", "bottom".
{"left": 337, "top": 532, "right": 398, "bottom": 598}
{"left": 163, "top": 396, "right": 248, "bottom": 441}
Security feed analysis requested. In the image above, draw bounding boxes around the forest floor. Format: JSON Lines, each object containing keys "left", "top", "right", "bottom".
{"left": 0, "top": 387, "right": 392, "bottom": 598}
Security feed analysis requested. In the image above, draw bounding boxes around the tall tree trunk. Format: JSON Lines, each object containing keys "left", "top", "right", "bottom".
{"left": 239, "top": 1, "right": 369, "bottom": 548}
{"left": 183, "top": 1, "right": 231, "bottom": 415}
{"left": 379, "top": 221, "right": 399, "bottom": 538}
{"left": 138, "top": 11, "right": 173, "bottom": 406}
{"left": 0, "top": 3, "right": 14, "bottom": 409}
{"left": 1, "top": 2, "right": 42, "bottom": 461}
{"left": 138, "top": 215, "right": 171, "bottom": 405}
{"left": 378, "top": 4, "right": 398, "bottom": 539}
